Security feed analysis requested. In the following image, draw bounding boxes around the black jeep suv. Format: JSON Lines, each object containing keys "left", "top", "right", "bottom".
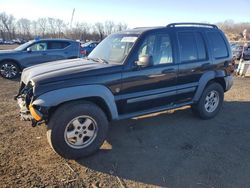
{"left": 16, "top": 23, "right": 234, "bottom": 159}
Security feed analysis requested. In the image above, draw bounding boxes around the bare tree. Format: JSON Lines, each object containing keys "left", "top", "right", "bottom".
{"left": 55, "top": 19, "right": 64, "bottom": 38}
{"left": 104, "top": 20, "right": 114, "bottom": 35}
{"left": 115, "top": 22, "right": 128, "bottom": 32}
{"left": 37, "top": 18, "right": 47, "bottom": 37}
{"left": 94, "top": 22, "right": 104, "bottom": 40}
{"left": 0, "top": 12, "right": 15, "bottom": 39}
{"left": 48, "top": 17, "right": 56, "bottom": 37}
{"left": 0, "top": 17, "right": 5, "bottom": 40}
{"left": 31, "top": 21, "right": 38, "bottom": 36}
{"left": 16, "top": 18, "right": 31, "bottom": 39}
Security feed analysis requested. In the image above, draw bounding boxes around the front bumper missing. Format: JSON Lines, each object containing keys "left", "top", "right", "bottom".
{"left": 17, "top": 96, "right": 44, "bottom": 127}
{"left": 17, "top": 97, "right": 32, "bottom": 121}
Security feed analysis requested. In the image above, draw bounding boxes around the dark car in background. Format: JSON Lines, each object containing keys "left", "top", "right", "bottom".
{"left": 80, "top": 41, "right": 99, "bottom": 56}
{"left": 232, "top": 44, "right": 243, "bottom": 60}
{"left": 231, "top": 44, "right": 250, "bottom": 60}
{"left": 241, "top": 44, "right": 250, "bottom": 60}
{"left": 0, "top": 39, "right": 81, "bottom": 79}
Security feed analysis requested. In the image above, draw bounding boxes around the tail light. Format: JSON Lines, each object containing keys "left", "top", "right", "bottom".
{"left": 225, "top": 59, "right": 235, "bottom": 75}
{"left": 80, "top": 50, "right": 87, "bottom": 55}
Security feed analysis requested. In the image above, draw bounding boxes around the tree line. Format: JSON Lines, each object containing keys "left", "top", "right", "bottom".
{"left": 216, "top": 20, "right": 250, "bottom": 41}
{"left": 1, "top": 12, "right": 250, "bottom": 42}
{"left": 0, "top": 12, "right": 128, "bottom": 42}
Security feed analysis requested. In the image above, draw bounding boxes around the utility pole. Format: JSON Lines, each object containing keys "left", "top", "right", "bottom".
{"left": 70, "top": 8, "right": 75, "bottom": 29}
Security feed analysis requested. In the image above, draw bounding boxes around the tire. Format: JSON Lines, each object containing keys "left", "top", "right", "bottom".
{"left": 191, "top": 82, "right": 224, "bottom": 119}
{"left": 0, "top": 61, "right": 20, "bottom": 79}
{"left": 47, "top": 101, "right": 109, "bottom": 159}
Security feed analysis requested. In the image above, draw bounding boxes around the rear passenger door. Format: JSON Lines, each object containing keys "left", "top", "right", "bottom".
{"left": 46, "top": 41, "right": 72, "bottom": 61}
{"left": 176, "top": 31, "right": 211, "bottom": 104}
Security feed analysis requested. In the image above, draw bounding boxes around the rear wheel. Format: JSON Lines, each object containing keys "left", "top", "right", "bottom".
{"left": 47, "top": 101, "right": 109, "bottom": 159}
{"left": 192, "top": 82, "right": 224, "bottom": 119}
{"left": 0, "top": 61, "right": 20, "bottom": 79}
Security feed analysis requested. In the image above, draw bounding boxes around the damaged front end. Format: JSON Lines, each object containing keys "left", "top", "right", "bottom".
{"left": 15, "top": 81, "right": 48, "bottom": 127}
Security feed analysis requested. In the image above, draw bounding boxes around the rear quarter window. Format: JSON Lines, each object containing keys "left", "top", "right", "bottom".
{"left": 207, "top": 32, "right": 228, "bottom": 59}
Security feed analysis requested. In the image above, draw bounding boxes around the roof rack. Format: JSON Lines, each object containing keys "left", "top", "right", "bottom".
{"left": 133, "top": 26, "right": 163, "bottom": 29}
{"left": 166, "top": 23, "right": 218, "bottom": 29}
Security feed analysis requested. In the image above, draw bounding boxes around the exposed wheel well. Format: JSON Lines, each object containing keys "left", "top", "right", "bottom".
{"left": 48, "top": 97, "right": 112, "bottom": 122}
{"left": 207, "top": 77, "right": 226, "bottom": 91}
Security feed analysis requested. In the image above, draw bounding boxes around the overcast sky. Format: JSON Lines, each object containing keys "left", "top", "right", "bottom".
{"left": 0, "top": 0, "right": 249, "bottom": 28}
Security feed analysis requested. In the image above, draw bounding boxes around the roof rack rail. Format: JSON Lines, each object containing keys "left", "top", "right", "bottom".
{"left": 166, "top": 23, "right": 218, "bottom": 29}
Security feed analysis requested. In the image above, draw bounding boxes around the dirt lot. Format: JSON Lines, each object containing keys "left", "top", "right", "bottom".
{"left": 0, "top": 76, "right": 249, "bottom": 188}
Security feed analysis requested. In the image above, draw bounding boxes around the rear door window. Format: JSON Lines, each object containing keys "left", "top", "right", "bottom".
{"left": 178, "top": 32, "right": 207, "bottom": 63}
{"left": 195, "top": 33, "right": 207, "bottom": 60}
{"left": 178, "top": 32, "right": 197, "bottom": 62}
{"left": 207, "top": 32, "right": 228, "bottom": 58}
{"left": 47, "top": 41, "right": 70, "bottom": 50}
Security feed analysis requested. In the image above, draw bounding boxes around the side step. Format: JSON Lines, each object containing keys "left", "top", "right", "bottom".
{"left": 118, "top": 101, "right": 193, "bottom": 120}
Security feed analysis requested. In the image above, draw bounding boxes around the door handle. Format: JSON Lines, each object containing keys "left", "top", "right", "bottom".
{"left": 42, "top": 52, "right": 47, "bottom": 55}
{"left": 163, "top": 68, "right": 175, "bottom": 74}
{"left": 201, "top": 63, "right": 211, "bottom": 68}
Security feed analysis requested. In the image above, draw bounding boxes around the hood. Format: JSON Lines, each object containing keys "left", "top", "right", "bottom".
{"left": 0, "top": 49, "right": 19, "bottom": 54}
{"left": 21, "top": 58, "right": 113, "bottom": 85}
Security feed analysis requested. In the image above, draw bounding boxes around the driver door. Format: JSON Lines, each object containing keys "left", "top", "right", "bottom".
{"left": 117, "top": 32, "right": 178, "bottom": 115}
{"left": 21, "top": 41, "right": 51, "bottom": 67}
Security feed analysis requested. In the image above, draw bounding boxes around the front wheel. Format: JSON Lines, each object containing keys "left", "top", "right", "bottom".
{"left": 47, "top": 101, "right": 109, "bottom": 159}
{"left": 192, "top": 82, "right": 224, "bottom": 119}
{"left": 0, "top": 61, "right": 20, "bottom": 79}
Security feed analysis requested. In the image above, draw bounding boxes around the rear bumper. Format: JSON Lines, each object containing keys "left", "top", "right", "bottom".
{"left": 224, "top": 75, "right": 233, "bottom": 91}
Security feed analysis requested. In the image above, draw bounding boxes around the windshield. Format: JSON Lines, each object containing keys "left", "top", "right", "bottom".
{"left": 88, "top": 34, "right": 138, "bottom": 64}
{"left": 15, "top": 40, "right": 34, "bottom": 51}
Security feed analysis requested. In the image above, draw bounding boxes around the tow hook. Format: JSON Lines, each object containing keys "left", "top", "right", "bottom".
{"left": 31, "top": 120, "right": 45, "bottom": 127}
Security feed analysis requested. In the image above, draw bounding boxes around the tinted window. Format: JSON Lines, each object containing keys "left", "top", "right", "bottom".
{"left": 195, "top": 33, "right": 207, "bottom": 60}
{"left": 47, "top": 41, "right": 70, "bottom": 50}
{"left": 178, "top": 32, "right": 197, "bottom": 62}
{"left": 207, "top": 32, "right": 228, "bottom": 58}
{"left": 178, "top": 32, "right": 207, "bottom": 62}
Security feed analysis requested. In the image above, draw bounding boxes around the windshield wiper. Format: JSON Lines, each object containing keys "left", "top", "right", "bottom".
{"left": 96, "top": 58, "right": 108, "bottom": 64}
{"left": 86, "top": 57, "right": 108, "bottom": 64}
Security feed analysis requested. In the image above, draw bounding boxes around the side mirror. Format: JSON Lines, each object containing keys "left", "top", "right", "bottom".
{"left": 135, "top": 55, "right": 153, "bottom": 67}
{"left": 26, "top": 47, "right": 32, "bottom": 52}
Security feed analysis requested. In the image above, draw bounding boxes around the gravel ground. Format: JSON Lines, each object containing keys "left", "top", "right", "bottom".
{"left": 0, "top": 76, "right": 250, "bottom": 188}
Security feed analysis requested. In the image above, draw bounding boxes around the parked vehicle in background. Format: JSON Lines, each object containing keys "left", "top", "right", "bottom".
{"left": 80, "top": 41, "right": 99, "bottom": 56}
{"left": 3, "top": 40, "right": 15, "bottom": 45}
{"left": 16, "top": 23, "right": 234, "bottom": 159}
{"left": 241, "top": 44, "right": 250, "bottom": 60}
{"left": 231, "top": 44, "right": 250, "bottom": 60}
{"left": 0, "top": 39, "right": 81, "bottom": 79}
{"left": 232, "top": 45, "right": 243, "bottom": 60}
